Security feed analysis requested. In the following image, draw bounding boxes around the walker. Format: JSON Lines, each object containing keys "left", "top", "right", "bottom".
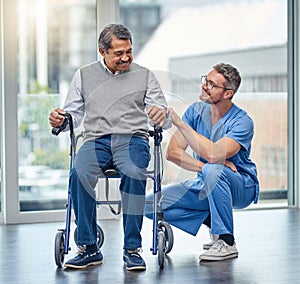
{"left": 52, "top": 113, "right": 173, "bottom": 269}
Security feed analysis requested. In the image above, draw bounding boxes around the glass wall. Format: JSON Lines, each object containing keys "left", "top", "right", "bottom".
{"left": 0, "top": 0, "right": 292, "bottom": 222}
{"left": 17, "top": 0, "right": 97, "bottom": 211}
{"left": 0, "top": 0, "right": 298, "bottom": 225}
{"left": 120, "top": 0, "right": 289, "bottom": 206}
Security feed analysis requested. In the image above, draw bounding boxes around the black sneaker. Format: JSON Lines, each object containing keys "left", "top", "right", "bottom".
{"left": 123, "top": 249, "right": 146, "bottom": 271}
{"left": 64, "top": 246, "right": 103, "bottom": 269}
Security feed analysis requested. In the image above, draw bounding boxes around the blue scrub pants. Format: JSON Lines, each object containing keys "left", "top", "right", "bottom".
{"left": 70, "top": 134, "right": 150, "bottom": 250}
{"left": 145, "top": 163, "right": 256, "bottom": 236}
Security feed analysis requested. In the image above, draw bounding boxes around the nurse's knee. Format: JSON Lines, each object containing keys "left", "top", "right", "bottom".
{"left": 202, "top": 163, "right": 225, "bottom": 180}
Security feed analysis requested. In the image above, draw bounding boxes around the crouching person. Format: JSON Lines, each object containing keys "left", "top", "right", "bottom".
{"left": 145, "top": 63, "right": 259, "bottom": 261}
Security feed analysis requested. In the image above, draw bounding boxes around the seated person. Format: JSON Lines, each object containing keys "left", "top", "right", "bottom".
{"left": 49, "top": 24, "right": 171, "bottom": 271}
{"left": 145, "top": 63, "right": 259, "bottom": 261}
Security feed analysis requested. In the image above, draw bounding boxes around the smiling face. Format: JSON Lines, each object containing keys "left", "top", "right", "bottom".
{"left": 200, "top": 69, "right": 233, "bottom": 104}
{"left": 99, "top": 36, "right": 133, "bottom": 74}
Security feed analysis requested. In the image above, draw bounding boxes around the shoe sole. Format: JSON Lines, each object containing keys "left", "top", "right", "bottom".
{"left": 123, "top": 262, "right": 146, "bottom": 271}
{"left": 64, "top": 260, "right": 103, "bottom": 269}
{"left": 199, "top": 252, "right": 238, "bottom": 261}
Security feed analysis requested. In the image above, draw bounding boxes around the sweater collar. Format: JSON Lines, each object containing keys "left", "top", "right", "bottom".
{"left": 100, "top": 57, "right": 125, "bottom": 76}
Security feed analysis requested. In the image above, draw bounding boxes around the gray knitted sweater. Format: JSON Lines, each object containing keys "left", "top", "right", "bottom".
{"left": 78, "top": 61, "right": 169, "bottom": 142}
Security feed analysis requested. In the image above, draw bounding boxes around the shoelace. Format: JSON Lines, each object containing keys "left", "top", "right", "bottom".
{"left": 210, "top": 240, "right": 226, "bottom": 252}
{"left": 209, "top": 230, "right": 219, "bottom": 241}
{"left": 127, "top": 248, "right": 143, "bottom": 256}
{"left": 76, "top": 246, "right": 86, "bottom": 255}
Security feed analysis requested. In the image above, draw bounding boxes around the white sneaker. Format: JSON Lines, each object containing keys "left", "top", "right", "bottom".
{"left": 203, "top": 233, "right": 219, "bottom": 250}
{"left": 199, "top": 239, "right": 238, "bottom": 261}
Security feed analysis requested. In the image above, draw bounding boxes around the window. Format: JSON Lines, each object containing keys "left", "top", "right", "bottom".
{"left": 0, "top": 0, "right": 294, "bottom": 224}
{"left": 120, "top": 0, "right": 288, "bottom": 206}
{"left": 17, "top": 0, "right": 97, "bottom": 211}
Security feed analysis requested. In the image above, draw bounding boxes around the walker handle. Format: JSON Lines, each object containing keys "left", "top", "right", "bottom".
{"left": 51, "top": 113, "right": 72, "bottom": 136}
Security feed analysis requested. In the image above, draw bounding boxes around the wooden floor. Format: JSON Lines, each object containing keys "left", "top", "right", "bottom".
{"left": 1, "top": 208, "right": 300, "bottom": 284}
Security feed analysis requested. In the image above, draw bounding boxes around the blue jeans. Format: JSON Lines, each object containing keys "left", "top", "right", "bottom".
{"left": 70, "top": 134, "right": 150, "bottom": 250}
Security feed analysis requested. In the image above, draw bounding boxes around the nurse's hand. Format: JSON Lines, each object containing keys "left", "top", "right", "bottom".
{"left": 168, "top": 107, "right": 182, "bottom": 127}
{"left": 224, "top": 160, "right": 237, "bottom": 172}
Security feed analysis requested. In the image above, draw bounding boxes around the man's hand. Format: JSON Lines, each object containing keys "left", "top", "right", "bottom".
{"left": 49, "top": 108, "right": 66, "bottom": 127}
{"left": 168, "top": 107, "right": 183, "bottom": 127}
{"left": 146, "top": 105, "right": 167, "bottom": 127}
{"left": 224, "top": 160, "right": 237, "bottom": 172}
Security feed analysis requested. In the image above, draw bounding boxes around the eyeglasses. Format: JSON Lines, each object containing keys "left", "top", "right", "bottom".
{"left": 201, "top": 75, "right": 232, "bottom": 91}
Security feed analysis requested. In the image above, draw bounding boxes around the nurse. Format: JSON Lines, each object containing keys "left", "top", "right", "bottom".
{"left": 145, "top": 63, "right": 259, "bottom": 261}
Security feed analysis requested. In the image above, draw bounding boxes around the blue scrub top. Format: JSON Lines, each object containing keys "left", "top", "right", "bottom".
{"left": 182, "top": 102, "right": 260, "bottom": 203}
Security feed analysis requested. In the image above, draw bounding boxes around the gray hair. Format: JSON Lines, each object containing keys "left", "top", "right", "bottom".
{"left": 98, "top": 24, "right": 132, "bottom": 53}
{"left": 213, "top": 63, "right": 241, "bottom": 94}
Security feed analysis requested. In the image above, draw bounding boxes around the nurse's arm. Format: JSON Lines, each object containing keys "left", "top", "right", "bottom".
{"left": 166, "top": 130, "right": 205, "bottom": 172}
{"left": 172, "top": 116, "right": 241, "bottom": 164}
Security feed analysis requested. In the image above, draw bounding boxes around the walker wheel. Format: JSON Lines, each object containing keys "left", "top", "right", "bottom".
{"left": 157, "top": 230, "right": 165, "bottom": 269}
{"left": 96, "top": 225, "right": 105, "bottom": 248}
{"left": 158, "top": 221, "right": 174, "bottom": 254}
{"left": 54, "top": 231, "right": 65, "bottom": 268}
{"left": 74, "top": 224, "right": 104, "bottom": 248}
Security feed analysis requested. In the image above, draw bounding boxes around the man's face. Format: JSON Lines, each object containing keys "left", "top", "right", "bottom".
{"left": 99, "top": 36, "right": 133, "bottom": 74}
{"left": 200, "top": 69, "right": 229, "bottom": 104}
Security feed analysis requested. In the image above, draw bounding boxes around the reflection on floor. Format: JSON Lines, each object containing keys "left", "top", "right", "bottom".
{"left": 1, "top": 208, "right": 300, "bottom": 283}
